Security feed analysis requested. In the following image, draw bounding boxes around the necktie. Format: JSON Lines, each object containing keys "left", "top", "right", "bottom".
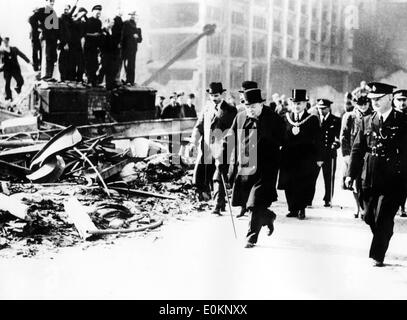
{"left": 379, "top": 115, "right": 384, "bottom": 128}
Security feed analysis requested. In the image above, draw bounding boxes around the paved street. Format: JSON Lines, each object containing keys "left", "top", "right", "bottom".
{"left": 1, "top": 162, "right": 407, "bottom": 300}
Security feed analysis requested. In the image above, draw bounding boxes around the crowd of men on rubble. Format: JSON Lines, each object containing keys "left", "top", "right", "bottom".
{"left": 186, "top": 78, "right": 407, "bottom": 267}
{"left": 0, "top": 0, "right": 142, "bottom": 102}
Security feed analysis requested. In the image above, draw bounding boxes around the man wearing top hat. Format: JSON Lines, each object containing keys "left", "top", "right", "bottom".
{"left": 278, "top": 89, "right": 323, "bottom": 220}
{"left": 393, "top": 89, "right": 407, "bottom": 217}
{"left": 341, "top": 95, "right": 372, "bottom": 219}
{"left": 223, "top": 88, "right": 285, "bottom": 247}
{"left": 345, "top": 82, "right": 407, "bottom": 267}
{"left": 121, "top": 10, "right": 143, "bottom": 86}
{"left": 236, "top": 81, "right": 258, "bottom": 113}
{"left": 190, "top": 82, "right": 237, "bottom": 215}
{"left": 313, "top": 99, "right": 341, "bottom": 208}
{"left": 84, "top": 5, "right": 103, "bottom": 87}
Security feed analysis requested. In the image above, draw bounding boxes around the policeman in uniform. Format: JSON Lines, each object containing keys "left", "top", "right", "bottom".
{"left": 223, "top": 88, "right": 285, "bottom": 248}
{"left": 189, "top": 82, "right": 237, "bottom": 215}
{"left": 341, "top": 95, "right": 372, "bottom": 218}
{"left": 314, "top": 99, "right": 341, "bottom": 207}
{"left": 345, "top": 82, "right": 407, "bottom": 267}
{"left": 278, "top": 89, "right": 323, "bottom": 220}
{"left": 392, "top": 89, "right": 407, "bottom": 217}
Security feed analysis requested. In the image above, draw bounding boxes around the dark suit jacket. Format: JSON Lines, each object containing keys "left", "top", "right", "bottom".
{"left": 121, "top": 20, "right": 143, "bottom": 54}
{"left": 347, "top": 110, "right": 407, "bottom": 193}
{"left": 319, "top": 113, "right": 341, "bottom": 159}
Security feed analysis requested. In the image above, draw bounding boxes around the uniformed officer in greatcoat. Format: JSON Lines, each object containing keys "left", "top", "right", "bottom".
{"left": 314, "top": 99, "right": 341, "bottom": 207}
{"left": 392, "top": 89, "right": 407, "bottom": 217}
{"left": 340, "top": 95, "right": 372, "bottom": 219}
{"left": 278, "top": 89, "right": 323, "bottom": 220}
{"left": 223, "top": 88, "right": 285, "bottom": 248}
{"left": 345, "top": 82, "right": 407, "bottom": 267}
{"left": 189, "top": 82, "right": 237, "bottom": 215}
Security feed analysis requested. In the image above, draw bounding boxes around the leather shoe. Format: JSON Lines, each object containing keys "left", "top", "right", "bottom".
{"left": 324, "top": 202, "right": 331, "bottom": 208}
{"left": 373, "top": 259, "right": 385, "bottom": 267}
{"left": 298, "top": 209, "right": 306, "bottom": 220}
{"left": 212, "top": 208, "right": 222, "bottom": 216}
{"left": 244, "top": 242, "right": 255, "bottom": 249}
{"left": 286, "top": 211, "right": 298, "bottom": 218}
{"left": 267, "top": 212, "right": 277, "bottom": 237}
{"left": 237, "top": 207, "right": 247, "bottom": 218}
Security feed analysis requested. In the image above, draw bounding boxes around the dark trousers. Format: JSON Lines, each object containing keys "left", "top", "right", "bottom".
{"left": 32, "top": 39, "right": 42, "bottom": 72}
{"left": 44, "top": 39, "right": 58, "bottom": 78}
{"left": 195, "top": 163, "right": 226, "bottom": 209}
{"left": 364, "top": 192, "right": 400, "bottom": 262}
{"left": 85, "top": 46, "right": 99, "bottom": 86}
{"left": 285, "top": 183, "right": 310, "bottom": 213}
{"left": 71, "top": 46, "right": 85, "bottom": 82}
{"left": 59, "top": 48, "right": 74, "bottom": 81}
{"left": 100, "top": 52, "right": 122, "bottom": 90}
{"left": 318, "top": 157, "right": 337, "bottom": 203}
{"left": 4, "top": 68, "right": 24, "bottom": 101}
{"left": 123, "top": 49, "right": 137, "bottom": 84}
{"left": 247, "top": 207, "right": 276, "bottom": 244}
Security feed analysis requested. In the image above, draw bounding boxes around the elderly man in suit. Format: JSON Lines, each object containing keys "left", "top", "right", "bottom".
{"left": 190, "top": 82, "right": 237, "bottom": 215}
{"left": 223, "top": 88, "right": 285, "bottom": 248}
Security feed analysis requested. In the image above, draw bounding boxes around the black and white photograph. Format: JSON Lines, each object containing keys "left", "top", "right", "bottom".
{"left": 0, "top": 0, "right": 407, "bottom": 304}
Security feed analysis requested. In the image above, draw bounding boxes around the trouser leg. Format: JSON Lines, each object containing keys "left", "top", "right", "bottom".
{"left": 322, "top": 158, "right": 336, "bottom": 203}
{"left": 4, "top": 71, "right": 12, "bottom": 100}
{"left": 13, "top": 70, "right": 24, "bottom": 93}
{"left": 369, "top": 195, "right": 399, "bottom": 262}
{"left": 45, "top": 39, "right": 57, "bottom": 78}
{"left": 246, "top": 207, "right": 276, "bottom": 244}
{"left": 213, "top": 179, "right": 226, "bottom": 210}
{"left": 124, "top": 51, "right": 136, "bottom": 84}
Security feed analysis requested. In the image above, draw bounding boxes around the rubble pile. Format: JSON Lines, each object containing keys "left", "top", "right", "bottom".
{"left": 0, "top": 124, "right": 208, "bottom": 257}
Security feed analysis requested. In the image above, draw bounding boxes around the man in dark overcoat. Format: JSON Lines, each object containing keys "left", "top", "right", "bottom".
{"left": 190, "top": 82, "right": 237, "bottom": 215}
{"left": 346, "top": 82, "right": 407, "bottom": 267}
{"left": 314, "top": 99, "right": 341, "bottom": 207}
{"left": 224, "top": 88, "right": 285, "bottom": 248}
{"left": 278, "top": 89, "right": 323, "bottom": 220}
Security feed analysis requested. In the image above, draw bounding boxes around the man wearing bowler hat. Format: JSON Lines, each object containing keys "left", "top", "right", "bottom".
{"left": 313, "top": 99, "right": 341, "bottom": 207}
{"left": 278, "top": 89, "right": 323, "bottom": 220}
{"left": 345, "top": 82, "right": 407, "bottom": 267}
{"left": 393, "top": 89, "right": 407, "bottom": 217}
{"left": 190, "top": 82, "right": 237, "bottom": 215}
{"left": 223, "top": 88, "right": 285, "bottom": 247}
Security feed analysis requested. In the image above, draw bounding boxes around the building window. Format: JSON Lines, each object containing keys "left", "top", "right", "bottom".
{"left": 311, "top": 22, "right": 319, "bottom": 41}
{"left": 232, "top": 11, "right": 246, "bottom": 26}
{"left": 288, "top": 0, "right": 296, "bottom": 11}
{"left": 252, "top": 33, "right": 267, "bottom": 59}
{"left": 321, "top": 46, "right": 330, "bottom": 64}
{"left": 310, "top": 43, "right": 318, "bottom": 62}
{"left": 207, "top": 33, "right": 224, "bottom": 56}
{"left": 252, "top": 64, "right": 267, "bottom": 89}
{"left": 230, "top": 62, "right": 247, "bottom": 90}
{"left": 207, "top": 61, "right": 226, "bottom": 84}
{"left": 150, "top": 3, "right": 200, "bottom": 28}
{"left": 206, "top": 6, "right": 225, "bottom": 24}
{"left": 299, "top": 39, "right": 309, "bottom": 61}
{"left": 273, "top": 9, "right": 282, "bottom": 33}
{"left": 287, "top": 38, "right": 295, "bottom": 58}
{"left": 231, "top": 33, "right": 247, "bottom": 57}
{"left": 300, "top": 15, "right": 308, "bottom": 38}
{"left": 272, "top": 34, "right": 283, "bottom": 57}
{"left": 287, "top": 12, "right": 297, "bottom": 36}
{"left": 312, "top": 0, "right": 320, "bottom": 19}
{"left": 301, "top": 1, "right": 308, "bottom": 14}
{"left": 254, "top": 0, "right": 268, "bottom": 8}
{"left": 253, "top": 15, "right": 267, "bottom": 30}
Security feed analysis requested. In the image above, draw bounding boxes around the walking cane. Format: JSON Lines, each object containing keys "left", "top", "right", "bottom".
{"left": 220, "top": 174, "right": 237, "bottom": 239}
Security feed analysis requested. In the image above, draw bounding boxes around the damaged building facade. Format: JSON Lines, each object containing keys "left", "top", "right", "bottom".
{"left": 144, "top": 0, "right": 362, "bottom": 108}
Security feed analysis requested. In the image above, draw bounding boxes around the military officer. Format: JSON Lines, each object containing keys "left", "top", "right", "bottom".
{"left": 190, "top": 82, "right": 237, "bottom": 215}
{"left": 278, "top": 89, "right": 323, "bottom": 220}
{"left": 345, "top": 82, "right": 407, "bottom": 267}
{"left": 341, "top": 95, "right": 372, "bottom": 219}
{"left": 392, "top": 89, "right": 407, "bottom": 217}
{"left": 314, "top": 99, "right": 341, "bottom": 207}
{"left": 223, "top": 88, "right": 285, "bottom": 248}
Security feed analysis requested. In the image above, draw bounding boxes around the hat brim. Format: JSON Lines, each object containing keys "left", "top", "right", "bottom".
{"left": 394, "top": 94, "right": 407, "bottom": 99}
{"left": 207, "top": 89, "right": 227, "bottom": 94}
{"left": 367, "top": 93, "right": 387, "bottom": 99}
{"left": 290, "top": 98, "right": 309, "bottom": 102}
{"left": 245, "top": 99, "right": 266, "bottom": 105}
